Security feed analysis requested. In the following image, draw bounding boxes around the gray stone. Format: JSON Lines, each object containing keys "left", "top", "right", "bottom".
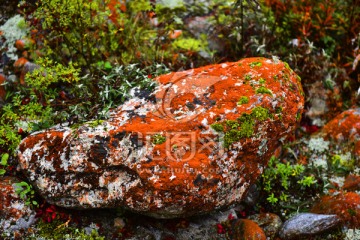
{"left": 279, "top": 213, "right": 341, "bottom": 240}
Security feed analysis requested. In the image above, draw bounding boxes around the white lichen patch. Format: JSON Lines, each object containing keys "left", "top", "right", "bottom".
{"left": 308, "top": 137, "right": 330, "bottom": 153}
{"left": 0, "top": 15, "right": 29, "bottom": 60}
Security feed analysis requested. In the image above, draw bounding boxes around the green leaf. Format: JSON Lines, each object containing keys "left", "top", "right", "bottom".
{"left": 1, "top": 153, "right": 9, "bottom": 166}
{"left": 104, "top": 61, "right": 112, "bottom": 70}
{"left": 0, "top": 169, "right": 6, "bottom": 175}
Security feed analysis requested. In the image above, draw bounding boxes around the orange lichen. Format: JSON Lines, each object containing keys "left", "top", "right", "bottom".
{"left": 169, "top": 30, "right": 182, "bottom": 39}
{"left": 15, "top": 39, "right": 25, "bottom": 51}
{"left": 321, "top": 108, "right": 360, "bottom": 158}
{"left": 231, "top": 219, "right": 266, "bottom": 240}
{"left": 13, "top": 57, "right": 28, "bottom": 68}
{"left": 311, "top": 192, "right": 360, "bottom": 228}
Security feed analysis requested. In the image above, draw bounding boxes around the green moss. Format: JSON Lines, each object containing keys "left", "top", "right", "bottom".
{"left": 211, "top": 106, "right": 270, "bottom": 148}
{"left": 239, "top": 120, "right": 254, "bottom": 138}
{"left": 152, "top": 134, "right": 166, "bottom": 145}
{"left": 251, "top": 106, "right": 269, "bottom": 121}
{"left": 244, "top": 74, "right": 252, "bottom": 82}
{"left": 86, "top": 119, "right": 104, "bottom": 128}
{"left": 30, "top": 219, "right": 105, "bottom": 240}
{"left": 249, "top": 62, "right": 262, "bottom": 68}
{"left": 226, "top": 120, "right": 239, "bottom": 129}
{"left": 237, "top": 113, "right": 252, "bottom": 123}
{"left": 238, "top": 96, "right": 249, "bottom": 105}
{"left": 211, "top": 123, "right": 224, "bottom": 132}
{"left": 224, "top": 129, "right": 241, "bottom": 148}
{"left": 256, "top": 86, "right": 273, "bottom": 96}
{"left": 259, "top": 78, "right": 266, "bottom": 84}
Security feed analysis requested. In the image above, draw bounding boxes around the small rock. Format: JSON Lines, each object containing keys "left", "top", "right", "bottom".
{"left": 248, "top": 213, "right": 282, "bottom": 238}
{"left": 311, "top": 192, "right": 360, "bottom": 228}
{"left": 343, "top": 174, "right": 360, "bottom": 191}
{"left": 231, "top": 219, "right": 266, "bottom": 240}
{"left": 0, "top": 177, "right": 37, "bottom": 238}
{"left": 279, "top": 213, "right": 341, "bottom": 239}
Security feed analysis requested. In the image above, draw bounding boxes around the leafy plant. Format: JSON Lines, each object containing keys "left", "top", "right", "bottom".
{"left": 20, "top": 0, "right": 211, "bottom": 71}
{"left": 260, "top": 156, "right": 317, "bottom": 207}
{"left": 13, "top": 181, "right": 38, "bottom": 207}
{"left": 0, "top": 153, "right": 9, "bottom": 176}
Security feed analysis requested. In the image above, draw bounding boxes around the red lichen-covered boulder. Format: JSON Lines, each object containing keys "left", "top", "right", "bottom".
{"left": 17, "top": 57, "right": 304, "bottom": 218}
{"left": 311, "top": 191, "right": 360, "bottom": 228}
{"left": 320, "top": 108, "right": 360, "bottom": 158}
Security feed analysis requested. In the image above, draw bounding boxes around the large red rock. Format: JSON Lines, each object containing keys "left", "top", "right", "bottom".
{"left": 17, "top": 58, "right": 304, "bottom": 218}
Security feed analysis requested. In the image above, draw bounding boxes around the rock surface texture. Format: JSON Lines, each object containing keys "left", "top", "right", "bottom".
{"left": 320, "top": 108, "right": 360, "bottom": 158}
{"left": 17, "top": 58, "right": 304, "bottom": 218}
{"left": 279, "top": 213, "right": 341, "bottom": 240}
{"left": 0, "top": 177, "right": 37, "bottom": 238}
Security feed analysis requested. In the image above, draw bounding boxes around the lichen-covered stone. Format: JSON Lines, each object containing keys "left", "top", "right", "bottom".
{"left": 320, "top": 108, "right": 360, "bottom": 158}
{"left": 17, "top": 57, "right": 304, "bottom": 218}
{"left": 248, "top": 213, "right": 282, "bottom": 238}
{"left": 311, "top": 192, "right": 360, "bottom": 228}
{"left": 231, "top": 219, "right": 266, "bottom": 240}
{"left": 0, "top": 177, "right": 37, "bottom": 238}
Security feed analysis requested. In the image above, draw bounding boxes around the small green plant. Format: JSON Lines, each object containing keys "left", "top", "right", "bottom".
{"left": 260, "top": 156, "right": 317, "bottom": 206}
{"left": 330, "top": 154, "right": 354, "bottom": 175}
{"left": 267, "top": 193, "right": 278, "bottom": 204}
{"left": 237, "top": 96, "right": 249, "bottom": 105}
{"left": 298, "top": 176, "right": 316, "bottom": 187}
{"left": 0, "top": 153, "right": 9, "bottom": 176}
{"left": 14, "top": 181, "right": 38, "bottom": 207}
